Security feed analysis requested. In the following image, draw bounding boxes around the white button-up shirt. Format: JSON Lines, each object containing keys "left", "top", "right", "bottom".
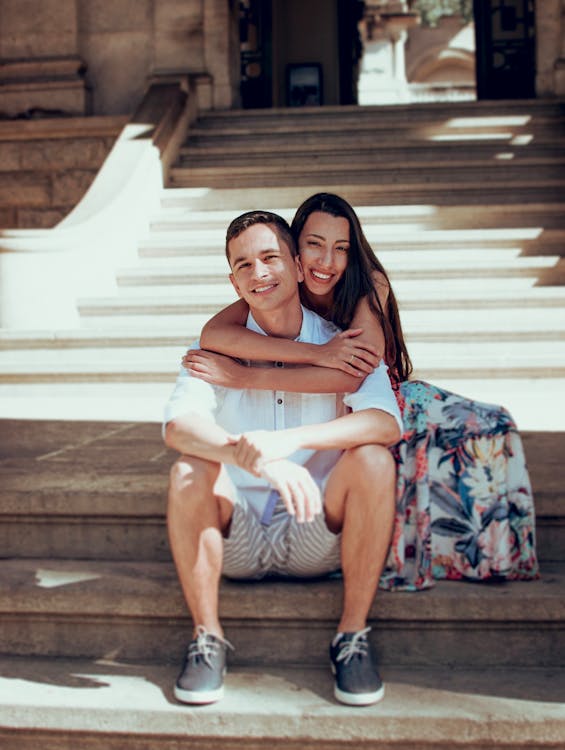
{"left": 164, "top": 306, "right": 402, "bottom": 523}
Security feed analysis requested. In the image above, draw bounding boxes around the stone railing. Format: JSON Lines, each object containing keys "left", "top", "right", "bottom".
{"left": 0, "top": 77, "right": 197, "bottom": 330}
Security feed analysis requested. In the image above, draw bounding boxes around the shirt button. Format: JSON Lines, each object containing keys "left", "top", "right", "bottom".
{"left": 277, "top": 398, "right": 283, "bottom": 405}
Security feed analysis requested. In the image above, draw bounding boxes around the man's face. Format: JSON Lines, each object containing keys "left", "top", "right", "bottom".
{"left": 227, "top": 223, "right": 304, "bottom": 313}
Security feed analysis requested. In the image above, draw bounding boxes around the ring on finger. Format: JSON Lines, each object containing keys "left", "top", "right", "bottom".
{"left": 349, "top": 354, "right": 355, "bottom": 364}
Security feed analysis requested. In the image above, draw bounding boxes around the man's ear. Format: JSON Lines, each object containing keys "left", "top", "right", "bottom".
{"left": 229, "top": 272, "right": 243, "bottom": 298}
{"left": 295, "top": 256, "right": 305, "bottom": 283}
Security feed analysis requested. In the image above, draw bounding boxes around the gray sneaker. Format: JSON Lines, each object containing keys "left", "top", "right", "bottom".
{"left": 329, "top": 627, "right": 384, "bottom": 706}
{"left": 174, "top": 626, "right": 234, "bottom": 705}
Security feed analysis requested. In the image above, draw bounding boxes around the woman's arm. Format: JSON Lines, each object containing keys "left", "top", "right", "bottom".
{"left": 194, "top": 301, "right": 380, "bottom": 375}
{"left": 185, "top": 349, "right": 366, "bottom": 393}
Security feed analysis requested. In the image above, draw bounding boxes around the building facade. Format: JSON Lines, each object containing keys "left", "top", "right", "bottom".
{"left": 0, "top": 0, "right": 563, "bottom": 118}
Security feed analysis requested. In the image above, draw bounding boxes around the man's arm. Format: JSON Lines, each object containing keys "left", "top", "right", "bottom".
{"left": 164, "top": 411, "right": 238, "bottom": 465}
{"left": 164, "top": 412, "right": 323, "bottom": 523}
{"left": 232, "top": 408, "right": 401, "bottom": 476}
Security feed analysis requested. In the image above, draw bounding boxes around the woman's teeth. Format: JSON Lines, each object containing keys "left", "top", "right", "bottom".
{"left": 311, "top": 270, "right": 332, "bottom": 281}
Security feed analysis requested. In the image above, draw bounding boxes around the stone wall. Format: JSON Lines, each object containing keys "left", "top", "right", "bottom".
{"left": 0, "top": 117, "right": 125, "bottom": 229}
{"left": 0, "top": 0, "right": 240, "bottom": 118}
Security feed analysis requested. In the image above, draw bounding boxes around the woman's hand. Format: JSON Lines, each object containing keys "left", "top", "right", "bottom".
{"left": 182, "top": 349, "right": 245, "bottom": 389}
{"left": 317, "top": 329, "right": 382, "bottom": 376}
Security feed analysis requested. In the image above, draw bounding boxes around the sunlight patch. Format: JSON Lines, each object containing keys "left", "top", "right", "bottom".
{"left": 35, "top": 568, "right": 101, "bottom": 588}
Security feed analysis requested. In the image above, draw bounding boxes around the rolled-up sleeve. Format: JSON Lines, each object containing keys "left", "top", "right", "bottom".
{"left": 162, "top": 342, "right": 218, "bottom": 437}
{"left": 343, "top": 362, "right": 403, "bottom": 434}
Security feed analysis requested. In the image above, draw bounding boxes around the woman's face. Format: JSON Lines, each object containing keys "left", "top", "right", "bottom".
{"left": 298, "top": 211, "right": 350, "bottom": 300}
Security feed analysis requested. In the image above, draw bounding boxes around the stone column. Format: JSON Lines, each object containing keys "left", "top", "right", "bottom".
{"left": 0, "top": 0, "right": 89, "bottom": 117}
{"left": 357, "top": 2, "right": 418, "bottom": 105}
{"left": 203, "top": 0, "right": 240, "bottom": 109}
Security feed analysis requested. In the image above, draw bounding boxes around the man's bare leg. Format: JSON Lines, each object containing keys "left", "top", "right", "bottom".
{"left": 167, "top": 455, "right": 235, "bottom": 638}
{"left": 323, "top": 443, "right": 395, "bottom": 705}
{"left": 324, "top": 444, "right": 396, "bottom": 633}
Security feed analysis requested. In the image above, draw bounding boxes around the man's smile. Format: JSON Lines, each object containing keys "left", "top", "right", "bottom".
{"left": 252, "top": 282, "right": 278, "bottom": 294}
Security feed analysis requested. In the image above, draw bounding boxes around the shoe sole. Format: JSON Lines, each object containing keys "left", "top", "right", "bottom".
{"left": 174, "top": 684, "right": 224, "bottom": 705}
{"left": 334, "top": 683, "right": 385, "bottom": 706}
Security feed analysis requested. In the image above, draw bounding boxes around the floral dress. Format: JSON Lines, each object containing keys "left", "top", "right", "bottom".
{"left": 380, "top": 380, "right": 539, "bottom": 591}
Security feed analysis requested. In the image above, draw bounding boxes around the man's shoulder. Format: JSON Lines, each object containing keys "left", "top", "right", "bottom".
{"left": 302, "top": 307, "right": 341, "bottom": 344}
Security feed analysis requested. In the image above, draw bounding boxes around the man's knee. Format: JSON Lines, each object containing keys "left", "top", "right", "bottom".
{"left": 344, "top": 444, "right": 395, "bottom": 481}
{"left": 168, "top": 455, "right": 220, "bottom": 504}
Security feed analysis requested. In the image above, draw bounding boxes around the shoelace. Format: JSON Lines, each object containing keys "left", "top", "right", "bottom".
{"left": 335, "top": 626, "right": 371, "bottom": 665}
{"left": 188, "top": 625, "right": 234, "bottom": 668}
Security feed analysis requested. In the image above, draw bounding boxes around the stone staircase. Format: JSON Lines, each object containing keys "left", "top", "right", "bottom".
{"left": 0, "top": 419, "right": 564, "bottom": 749}
{"left": 1, "top": 100, "right": 565, "bottom": 747}
{"left": 1, "top": 101, "right": 565, "bottom": 426}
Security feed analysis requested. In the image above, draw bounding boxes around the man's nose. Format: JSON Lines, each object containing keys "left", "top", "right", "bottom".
{"left": 251, "top": 259, "right": 268, "bottom": 278}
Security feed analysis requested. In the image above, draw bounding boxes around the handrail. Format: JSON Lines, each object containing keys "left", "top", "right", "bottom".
{"left": 0, "top": 77, "right": 197, "bottom": 328}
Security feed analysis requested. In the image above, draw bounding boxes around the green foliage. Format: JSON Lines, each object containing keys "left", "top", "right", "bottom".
{"left": 413, "top": 0, "right": 474, "bottom": 27}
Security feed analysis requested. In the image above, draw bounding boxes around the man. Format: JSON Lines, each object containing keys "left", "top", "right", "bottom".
{"left": 163, "top": 210, "right": 402, "bottom": 707}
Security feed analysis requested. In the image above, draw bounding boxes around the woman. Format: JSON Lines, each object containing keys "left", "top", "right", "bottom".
{"left": 183, "top": 193, "right": 538, "bottom": 590}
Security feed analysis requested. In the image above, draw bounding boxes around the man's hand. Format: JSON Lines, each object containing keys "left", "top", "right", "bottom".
{"left": 182, "top": 349, "right": 245, "bottom": 389}
{"left": 260, "top": 460, "right": 322, "bottom": 523}
{"left": 230, "top": 430, "right": 301, "bottom": 475}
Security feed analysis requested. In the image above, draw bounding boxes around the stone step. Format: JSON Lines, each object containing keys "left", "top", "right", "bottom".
{"left": 141, "top": 224, "right": 565, "bottom": 246}
{"left": 161, "top": 184, "right": 565, "bottom": 213}
{"left": 1, "top": 340, "right": 564, "bottom": 382}
{"left": 183, "top": 127, "right": 565, "bottom": 152}
{"left": 76, "top": 284, "right": 565, "bottom": 321}
{"left": 0, "top": 657, "right": 563, "bottom": 750}
{"left": 0, "top": 557, "right": 562, "bottom": 667}
{"left": 0, "top": 423, "right": 562, "bottom": 563}
{"left": 6, "top": 311, "right": 565, "bottom": 350}
{"left": 178, "top": 144, "right": 565, "bottom": 169}
{"left": 168, "top": 182, "right": 565, "bottom": 211}
{"left": 149, "top": 202, "right": 565, "bottom": 231}
{"left": 0, "top": 463, "right": 561, "bottom": 564}
{"left": 1, "top": 378, "right": 561, "bottom": 429}
{"left": 111, "top": 276, "right": 562, "bottom": 298}
{"left": 189, "top": 100, "right": 565, "bottom": 130}
{"left": 117, "top": 255, "right": 559, "bottom": 287}
{"left": 169, "top": 161, "right": 565, "bottom": 190}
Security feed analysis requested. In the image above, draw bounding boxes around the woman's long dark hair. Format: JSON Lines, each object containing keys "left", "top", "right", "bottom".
{"left": 291, "top": 192, "right": 413, "bottom": 382}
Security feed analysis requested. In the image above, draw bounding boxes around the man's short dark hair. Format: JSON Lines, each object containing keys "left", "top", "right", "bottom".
{"left": 225, "top": 211, "right": 297, "bottom": 265}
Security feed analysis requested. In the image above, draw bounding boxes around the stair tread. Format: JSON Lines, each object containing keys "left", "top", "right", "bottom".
{"left": 0, "top": 657, "right": 563, "bottom": 746}
{"left": 0, "top": 558, "right": 562, "bottom": 621}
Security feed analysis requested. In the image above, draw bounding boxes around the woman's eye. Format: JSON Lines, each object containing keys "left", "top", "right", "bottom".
{"left": 337, "top": 246, "right": 348, "bottom": 253}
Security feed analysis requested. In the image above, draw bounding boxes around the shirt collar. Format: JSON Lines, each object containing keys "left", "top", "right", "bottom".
{"left": 247, "top": 305, "right": 313, "bottom": 342}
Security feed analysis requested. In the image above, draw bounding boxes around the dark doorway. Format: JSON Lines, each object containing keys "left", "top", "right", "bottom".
{"left": 239, "top": 0, "right": 363, "bottom": 108}
{"left": 239, "top": 0, "right": 273, "bottom": 108}
{"left": 474, "top": 0, "right": 536, "bottom": 99}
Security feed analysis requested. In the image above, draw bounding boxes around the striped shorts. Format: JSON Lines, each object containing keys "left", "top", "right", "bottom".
{"left": 222, "top": 493, "right": 342, "bottom": 580}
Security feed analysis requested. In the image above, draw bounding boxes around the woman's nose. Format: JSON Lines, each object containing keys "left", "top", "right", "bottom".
{"left": 317, "top": 247, "right": 334, "bottom": 268}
